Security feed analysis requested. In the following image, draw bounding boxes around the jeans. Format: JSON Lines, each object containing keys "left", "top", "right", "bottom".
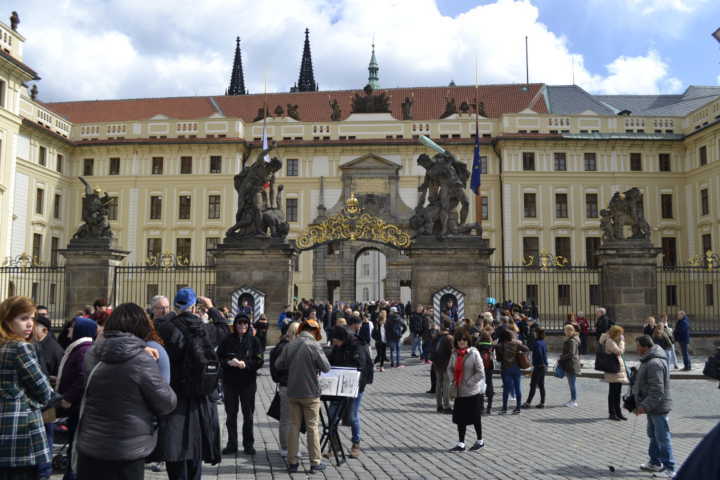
{"left": 579, "top": 333, "right": 588, "bottom": 355}
{"left": 388, "top": 340, "right": 401, "bottom": 366}
{"left": 411, "top": 334, "right": 422, "bottom": 356}
{"left": 421, "top": 340, "right": 432, "bottom": 361}
{"left": 223, "top": 381, "right": 257, "bottom": 449}
{"left": 38, "top": 421, "right": 54, "bottom": 478}
{"left": 526, "top": 366, "right": 546, "bottom": 404}
{"left": 482, "top": 368, "right": 494, "bottom": 411}
{"left": 374, "top": 342, "right": 387, "bottom": 368}
{"left": 608, "top": 382, "right": 622, "bottom": 416}
{"left": 647, "top": 414, "right": 675, "bottom": 471}
{"left": 501, "top": 365, "right": 522, "bottom": 410}
{"left": 679, "top": 341, "right": 691, "bottom": 369}
{"left": 567, "top": 373, "right": 577, "bottom": 401}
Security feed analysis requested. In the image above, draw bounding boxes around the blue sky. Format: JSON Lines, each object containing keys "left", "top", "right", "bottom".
{"left": 5, "top": 0, "right": 720, "bottom": 102}
{"left": 437, "top": 0, "right": 720, "bottom": 88}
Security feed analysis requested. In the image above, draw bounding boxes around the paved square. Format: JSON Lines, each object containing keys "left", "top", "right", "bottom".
{"left": 55, "top": 350, "right": 719, "bottom": 479}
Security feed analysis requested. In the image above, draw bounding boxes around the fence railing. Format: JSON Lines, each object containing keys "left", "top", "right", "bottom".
{"left": 0, "top": 266, "right": 66, "bottom": 328}
{"left": 112, "top": 265, "right": 216, "bottom": 308}
{"left": 656, "top": 266, "right": 720, "bottom": 333}
{"left": 488, "top": 265, "right": 602, "bottom": 331}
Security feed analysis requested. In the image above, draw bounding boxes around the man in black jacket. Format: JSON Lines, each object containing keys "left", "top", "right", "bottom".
{"left": 217, "top": 315, "right": 264, "bottom": 455}
{"left": 409, "top": 305, "right": 425, "bottom": 358}
{"left": 328, "top": 325, "right": 373, "bottom": 458}
{"left": 386, "top": 307, "right": 407, "bottom": 367}
{"left": 157, "top": 288, "right": 229, "bottom": 480}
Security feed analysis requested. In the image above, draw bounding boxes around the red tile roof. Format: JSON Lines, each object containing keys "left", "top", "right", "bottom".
{"left": 45, "top": 84, "right": 547, "bottom": 124}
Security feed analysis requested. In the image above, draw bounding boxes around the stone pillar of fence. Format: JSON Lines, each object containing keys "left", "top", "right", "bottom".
{"left": 596, "top": 240, "right": 661, "bottom": 327}
{"left": 409, "top": 236, "right": 494, "bottom": 320}
{"left": 211, "top": 238, "right": 296, "bottom": 345}
{"left": 59, "top": 246, "right": 128, "bottom": 319}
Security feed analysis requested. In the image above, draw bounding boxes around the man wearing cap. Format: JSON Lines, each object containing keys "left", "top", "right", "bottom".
{"left": 276, "top": 318, "right": 330, "bottom": 473}
{"left": 157, "top": 287, "right": 229, "bottom": 480}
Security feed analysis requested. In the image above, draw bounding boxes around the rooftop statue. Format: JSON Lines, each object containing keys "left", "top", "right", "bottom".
{"left": 351, "top": 84, "right": 390, "bottom": 114}
{"left": 10, "top": 11, "right": 19, "bottom": 31}
{"left": 329, "top": 98, "right": 341, "bottom": 121}
{"left": 287, "top": 103, "right": 300, "bottom": 120}
{"left": 72, "top": 177, "right": 113, "bottom": 244}
{"left": 401, "top": 96, "right": 413, "bottom": 120}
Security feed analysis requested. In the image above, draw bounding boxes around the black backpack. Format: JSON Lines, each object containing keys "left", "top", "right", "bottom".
{"left": 171, "top": 317, "right": 220, "bottom": 397}
{"left": 703, "top": 349, "right": 720, "bottom": 380}
{"left": 594, "top": 340, "right": 621, "bottom": 373}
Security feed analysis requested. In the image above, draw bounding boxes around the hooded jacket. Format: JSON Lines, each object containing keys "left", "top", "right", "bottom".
{"left": 76, "top": 331, "right": 177, "bottom": 461}
{"left": 632, "top": 344, "right": 672, "bottom": 415}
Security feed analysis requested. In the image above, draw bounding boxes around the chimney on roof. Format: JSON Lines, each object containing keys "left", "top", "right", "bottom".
{"left": 291, "top": 28, "right": 318, "bottom": 93}
{"left": 227, "top": 37, "right": 247, "bottom": 96}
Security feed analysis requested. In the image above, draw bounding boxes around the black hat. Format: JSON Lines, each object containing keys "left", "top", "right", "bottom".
{"left": 35, "top": 315, "right": 51, "bottom": 330}
{"left": 330, "top": 325, "right": 349, "bottom": 342}
{"left": 234, "top": 314, "right": 251, "bottom": 325}
{"left": 349, "top": 316, "right": 362, "bottom": 326}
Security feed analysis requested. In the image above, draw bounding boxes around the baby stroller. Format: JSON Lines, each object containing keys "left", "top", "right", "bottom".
{"left": 51, "top": 417, "right": 71, "bottom": 473}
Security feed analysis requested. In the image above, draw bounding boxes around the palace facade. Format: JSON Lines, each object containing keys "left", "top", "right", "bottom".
{"left": 1, "top": 16, "right": 719, "bottom": 302}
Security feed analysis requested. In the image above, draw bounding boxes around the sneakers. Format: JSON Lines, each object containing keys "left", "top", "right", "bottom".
{"left": 243, "top": 446, "right": 256, "bottom": 455}
{"left": 535, "top": 404, "right": 545, "bottom": 409}
{"left": 512, "top": 408, "right": 521, "bottom": 415}
{"left": 310, "top": 463, "right": 327, "bottom": 473}
{"left": 521, "top": 403, "right": 532, "bottom": 409}
{"left": 564, "top": 400, "right": 578, "bottom": 407}
{"left": 287, "top": 463, "right": 299, "bottom": 473}
{"left": 449, "top": 442, "right": 466, "bottom": 452}
{"left": 640, "top": 463, "right": 664, "bottom": 472}
{"left": 150, "top": 462, "right": 164, "bottom": 472}
{"left": 350, "top": 443, "right": 361, "bottom": 458}
{"left": 469, "top": 439, "right": 485, "bottom": 451}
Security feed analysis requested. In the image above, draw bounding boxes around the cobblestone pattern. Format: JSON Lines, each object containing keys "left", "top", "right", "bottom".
{"left": 54, "top": 349, "right": 719, "bottom": 480}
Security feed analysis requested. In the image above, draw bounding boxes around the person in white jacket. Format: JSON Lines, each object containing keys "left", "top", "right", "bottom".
{"left": 447, "top": 329, "right": 486, "bottom": 452}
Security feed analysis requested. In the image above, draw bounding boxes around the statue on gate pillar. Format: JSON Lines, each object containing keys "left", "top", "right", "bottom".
{"left": 410, "top": 138, "right": 481, "bottom": 239}
{"left": 226, "top": 144, "right": 289, "bottom": 241}
{"left": 600, "top": 187, "right": 651, "bottom": 244}
{"left": 70, "top": 177, "right": 114, "bottom": 246}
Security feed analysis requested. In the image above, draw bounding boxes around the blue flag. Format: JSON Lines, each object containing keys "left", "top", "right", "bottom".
{"left": 470, "top": 121, "right": 481, "bottom": 195}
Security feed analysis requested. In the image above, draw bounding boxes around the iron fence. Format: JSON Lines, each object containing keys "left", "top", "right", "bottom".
{"left": 488, "top": 265, "right": 602, "bottom": 331}
{"left": 0, "top": 266, "right": 66, "bottom": 328}
{"left": 112, "top": 264, "right": 216, "bottom": 308}
{"left": 656, "top": 266, "right": 720, "bottom": 333}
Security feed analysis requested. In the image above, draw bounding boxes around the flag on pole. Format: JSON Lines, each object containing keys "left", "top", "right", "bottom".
{"left": 470, "top": 117, "right": 481, "bottom": 195}
{"left": 262, "top": 104, "right": 270, "bottom": 163}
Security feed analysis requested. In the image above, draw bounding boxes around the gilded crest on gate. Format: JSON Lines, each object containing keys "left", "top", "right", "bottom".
{"left": 296, "top": 193, "right": 411, "bottom": 250}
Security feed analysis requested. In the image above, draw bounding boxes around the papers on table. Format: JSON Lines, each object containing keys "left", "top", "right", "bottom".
{"left": 319, "top": 367, "right": 361, "bottom": 398}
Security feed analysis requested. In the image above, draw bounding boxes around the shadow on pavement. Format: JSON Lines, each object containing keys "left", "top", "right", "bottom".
{"left": 532, "top": 417, "right": 606, "bottom": 424}
{"left": 535, "top": 465, "right": 647, "bottom": 478}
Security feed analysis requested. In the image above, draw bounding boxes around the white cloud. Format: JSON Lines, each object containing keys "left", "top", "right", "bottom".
{"left": 584, "top": 50, "right": 682, "bottom": 94}
{"left": 6, "top": 0, "right": 687, "bottom": 102}
{"left": 624, "top": 0, "right": 706, "bottom": 15}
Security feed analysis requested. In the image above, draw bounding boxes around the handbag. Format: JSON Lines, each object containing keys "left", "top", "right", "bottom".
{"left": 267, "top": 390, "right": 281, "bottom": 421}
{"left": 448, "top": 381, "right": 458, "bottom": 401}
{"left": 595, "top": 340, "right": 621, "bottom": 373}
{"left": 554, "top": 362, "right": 565, "bottom": 378}
{"left": 516, "top": 349, "right": 531, "bottom": 370}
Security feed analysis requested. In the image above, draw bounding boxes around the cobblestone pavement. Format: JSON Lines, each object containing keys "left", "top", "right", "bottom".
{"left": 54, "top": 348, "right": 719, "bottom": 480}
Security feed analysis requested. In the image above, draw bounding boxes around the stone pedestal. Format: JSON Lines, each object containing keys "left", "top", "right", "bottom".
{"left": 59, "top": 247, "right": 129, "bottom": 319}
{"left": 409, "top": 236, "right": 494, "bottom": 320}
{"left": 211, "top": 239, "right": 296, "bottom": 345}
{"left": 596, "top": 240, "right": 661, "bottom": 327}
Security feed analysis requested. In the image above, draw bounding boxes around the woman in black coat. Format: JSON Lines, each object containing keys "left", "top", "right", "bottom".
{"left": 76, "top": 304, "right": 177, "bottom": 480}
{"left": 217, "top": 315, "right": 264, "bottom": 455}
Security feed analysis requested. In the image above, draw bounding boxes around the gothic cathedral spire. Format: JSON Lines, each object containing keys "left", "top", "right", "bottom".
{"left": 368, "top": 42, "right": 379, "bottom": 90}
{"left": 291, "top": 28, "right": 318, "bottom": 92}
{"left": 227, "top": 37, "right": 247, "bottom": 96}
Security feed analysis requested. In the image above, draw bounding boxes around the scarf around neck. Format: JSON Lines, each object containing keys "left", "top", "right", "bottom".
{"left": 454, "top": 348, "right": 468, "bottom": 386}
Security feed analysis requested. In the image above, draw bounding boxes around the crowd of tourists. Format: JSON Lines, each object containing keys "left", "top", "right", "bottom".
{"left": 0, "top": 289, "right": 703, "bottom": 479}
